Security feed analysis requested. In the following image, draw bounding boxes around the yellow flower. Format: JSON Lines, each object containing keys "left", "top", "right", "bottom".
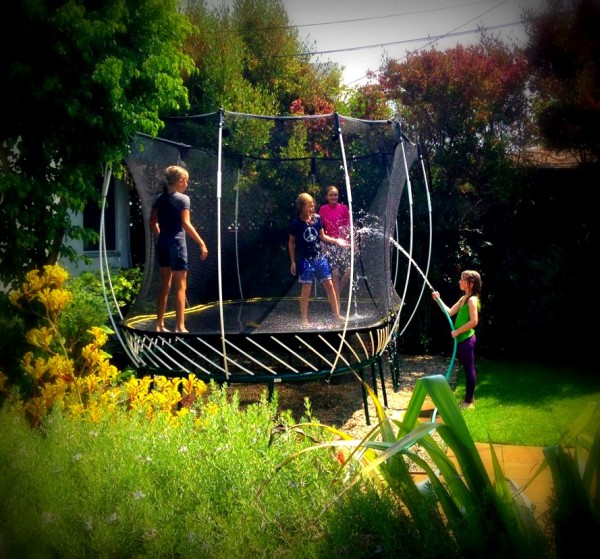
{"left": 88, "top": 326, "right": 108, "bottom": 347}
{"left": 21, "top": 352, "right": 49, "bottom": 381}
{"left": 95, "top": 361, "right": 119, "bottom": 384}
{"left": 47, "top": 355, "right": 75, "bottom": 383}
{"left": 99, "top": 389, "right": 121, "bottom": 412}
{"left": 81, "top": 344, "right": 101, "bottom": 363}
{"left": 84, "top": 374, "right": 101, "bottom": 394}
{"left": 37, "top": 287, "right": 72, "bottom": 315}
{"left": 205, "top": 402, "right": 219, "bottom": 416}
{"left": 25, "top": 327, "right": 54, "bottom": 351}
{"left": 39, "top": 382, "right": 59, "bottom": 407}
{"left": 8, "top": 289, "right": 22, "bottom": 309}
{"left": 181, "top": 374, "right": 207, "bottom": 397}
{"left": 25, "top": 396, "right": 48, "bottom": 425}
{"left": 86, "top": 402, "right": 104, "bottom": 423}
{"left": 42, "top": 264, "right": 69, "bottom": 288}
{"left": 67, "top": 402, "right": 86, "bottom": 417}
{"left": 124, "top": 377, "right": 152, "bottom": 405}
{"left": 55, "top": 376, "right": 71, "bottom": 398}
{"left": 24, "top": 269, "right": 45, "bottom": 291}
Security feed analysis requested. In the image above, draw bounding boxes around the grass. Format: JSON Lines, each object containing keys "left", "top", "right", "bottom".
{"left": 0, "top": 385, "right": 446, "bottom": 559}
{"left": 447, "top": 356, "right": 600, "bottom": 446}
{"left": 1, "top": 360, "right": 598, "bottom": 557}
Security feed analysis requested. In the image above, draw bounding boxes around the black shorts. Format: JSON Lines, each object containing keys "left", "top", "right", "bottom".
{"left": 156, "top": 237, "right": 188, "bottom": 271}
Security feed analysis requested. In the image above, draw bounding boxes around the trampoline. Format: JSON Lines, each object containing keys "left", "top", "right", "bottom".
{"left": 100, "top": 110, "right": 431, "bottom": 423}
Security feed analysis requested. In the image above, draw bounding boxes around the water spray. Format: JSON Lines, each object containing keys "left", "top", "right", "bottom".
{"left": 389, "top": 238, "right": 457, "bottom": 391}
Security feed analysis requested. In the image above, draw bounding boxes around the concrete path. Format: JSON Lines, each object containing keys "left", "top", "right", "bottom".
{"left": 447, "top": 442, "right": 554, "bottom": 520}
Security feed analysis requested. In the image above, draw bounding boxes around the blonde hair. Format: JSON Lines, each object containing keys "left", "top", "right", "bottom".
{"left": 165, "top": 165, "right": 189, "bottom": 186}
{"left": 295, "top": 192, "right": 314, "bottom": 213}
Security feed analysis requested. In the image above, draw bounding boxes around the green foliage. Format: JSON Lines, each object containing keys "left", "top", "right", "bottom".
{"left": 542, "top": 402, "right": 600, "bottom": 557}
{"left": 380, "top": 39, "right": 531, "bottom": 243}
{"left": 1, "top": 344, "right": 597, "bottom": 557}
{"left": 0, "top": 0, "right": 195, "bottom": 284}
{"left": 0, "top": 292, "right": 28, "bottom": 388}
{"left": 182, "top": 0, "right": 345, "bottom": 116}
{"left": 343, "top": 83, "right": 394, "bottom": 120}
{"left": 271, "top": 375, "right": 551, "bottom": 558}
{"left": 61, "top": 272, "right": 111, "bottom": 344}
{"left": 106, "top": 266, "right": 144, "bottom": 314}
{"left": 377, "top": 39, "right": 540, "bottom": 360}
{"left": 48, "top": 267, "right": 140, "bottom": 358}
{"left": 0, "top": 385, "right": 431, "bottom": 558}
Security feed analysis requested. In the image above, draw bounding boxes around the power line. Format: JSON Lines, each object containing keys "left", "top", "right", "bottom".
{"left": 278, "top": 20, "right": 524, "bottom": 58}
{"left": 301, "top": 0, "right": 517, "bottom": 86}
{"left": 207, "top": 0, "right": 502, "bottom": 33}
{"left": 277, "top": 0, "right": 500, "bottom": 30}
{"left": 206, "top": 0, "right": 531, "bottom": 87}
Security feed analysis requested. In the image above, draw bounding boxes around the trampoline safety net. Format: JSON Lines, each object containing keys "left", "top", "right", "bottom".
{"left": 114, "top": 111, "right": 419, "bottom": 386}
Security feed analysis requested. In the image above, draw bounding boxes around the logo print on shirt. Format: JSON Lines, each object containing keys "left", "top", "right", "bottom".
{"left": 303, "top": 227, "right": 318, "bottom": 243}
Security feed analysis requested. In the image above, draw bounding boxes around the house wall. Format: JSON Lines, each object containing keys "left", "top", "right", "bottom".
{"left": 60, "top": 178, "right": 132, "bottom": 276}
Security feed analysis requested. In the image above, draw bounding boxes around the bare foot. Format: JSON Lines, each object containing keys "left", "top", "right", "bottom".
{"left": 156, "top": 325, "right": 170, "bottom": 333}
{"left": 175, "top": 328, "right": 189, "bottom": 333}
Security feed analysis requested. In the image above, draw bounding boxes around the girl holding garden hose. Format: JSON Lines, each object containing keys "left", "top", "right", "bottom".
{"left": 432, "top": 270, "right": 481, "bottom": 409}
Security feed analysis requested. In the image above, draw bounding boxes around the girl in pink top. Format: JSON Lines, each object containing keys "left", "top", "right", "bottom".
{"left": 318, "top": 185, "right": 351, "bottom": 305}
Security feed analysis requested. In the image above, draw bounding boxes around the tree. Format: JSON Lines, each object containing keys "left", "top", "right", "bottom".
{"left": 344, "top": 83, "right": 394, "bottom": 121}
{"left": 525, "top": 0, "right": 600, "bottom": 162}
{"left": 0, "top": 0, "right": 195, "bottom": 286}
{"left": 181, "top": 0, "right": 344, "bottom": 116}
{"left": 378, "top": 40, "right": 531, "bottom": 259}
{"left": 376, "top": 40, "right": 535, "bottom": 354}
{"left": 523, "top": 0, "right": 600, "bottom": 364}
{"left": 379, "top": 40, "right": 531, "bottom": 179}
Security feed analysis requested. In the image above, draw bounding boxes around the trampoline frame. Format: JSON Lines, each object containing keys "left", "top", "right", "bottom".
{"left": 99, "top": 111, "right": 433, "bottom": 424}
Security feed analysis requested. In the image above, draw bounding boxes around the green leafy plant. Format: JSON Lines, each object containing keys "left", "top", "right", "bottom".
{"left": 0, "top": 292, "right": 27, "bottom": 387}
{"left": 0, "top": 385, "right": 414, "bottom": 558}
{"left": 539, "top": 401, "right": 600, "bottom": 557}
{"left": 108, "top": 266, "right": 143, "bottom": 315}
{"left": 268, "top": 373, "right": 550, "bottom": 558}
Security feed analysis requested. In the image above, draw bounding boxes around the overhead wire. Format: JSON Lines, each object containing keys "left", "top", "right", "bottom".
{"left": 255, "top": 0, "right": 501, "bottom": 31}
{"left": 206, "top": 1, "right": 533, "bottom": 86}
{"left": 206, "top": 0, "right": 501, "bottom": 33}
{"left": 261, "top": 0, "right": 529, "bottom": 87}
{"left": 288, "top": 20, "right": 522, "bottom": 58}
{"left": 319, "top": 0, "right": 514, "bottom": 85}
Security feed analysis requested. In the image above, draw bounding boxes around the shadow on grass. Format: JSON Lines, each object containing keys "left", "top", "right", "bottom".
{"left": 455, "top": 357, "right": 600, "bottom": 446}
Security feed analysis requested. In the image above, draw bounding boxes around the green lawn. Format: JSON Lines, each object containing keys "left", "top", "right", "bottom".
{"left": 449, "top": 357, "right": 600, "bottom": 446}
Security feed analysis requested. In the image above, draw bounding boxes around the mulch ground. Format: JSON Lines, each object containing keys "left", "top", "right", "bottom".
{"left": 227, "top": 354, "right": 452, "bottom": 439}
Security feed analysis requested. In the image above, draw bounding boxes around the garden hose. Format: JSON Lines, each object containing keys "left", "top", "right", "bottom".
{"left": 431, "top": 294, "right": 458, "bottom": 423}
{"left": 434, "top": 295, "right": 457, "bottom": 381}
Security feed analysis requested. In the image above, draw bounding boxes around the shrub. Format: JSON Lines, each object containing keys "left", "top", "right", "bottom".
{"left": 0, "top": 292, "right": 27, "bottom": 387}
{"left": 0, "top": 385, "right": 426, "bottom": 558}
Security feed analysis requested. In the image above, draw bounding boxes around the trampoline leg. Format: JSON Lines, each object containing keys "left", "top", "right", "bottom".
{"left": 391, "top": 351, "right": 401, "bottom": 392}
{"left": 359, "top": 367, "right": 371, "bottom": 426}
{"left": 370, "top": 362, "right": 379, "bottom": 399}
{"left": 267, "top": 380, "right": 274, "bottom": 402}
{"left": 377, "top": 355, "right": 388, "bottom": 407}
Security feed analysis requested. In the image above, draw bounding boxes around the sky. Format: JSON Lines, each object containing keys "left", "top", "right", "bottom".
{"left": 280, "top": 0, "right": 550, "bottom": 86}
